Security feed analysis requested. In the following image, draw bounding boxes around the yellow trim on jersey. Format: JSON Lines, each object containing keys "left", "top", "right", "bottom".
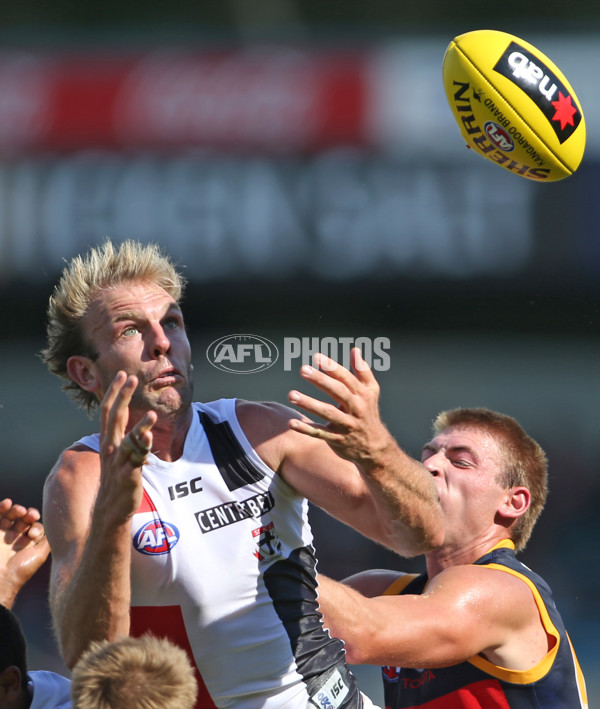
{"left": 467, "top": 561, "right": 560, "bottom": 684}
{"left": 380, "top": 539, "right": 587, "bottom": 704}
{"left": 567, "top": 632, "right": 589, "bottom": 707}
{"left": 383, "top": 574, "right": 420, "bottom": 596}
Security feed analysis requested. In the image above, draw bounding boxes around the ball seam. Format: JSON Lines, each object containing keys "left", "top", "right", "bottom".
{"left": 453, "top": 42, "right": 573, "bottom": 176}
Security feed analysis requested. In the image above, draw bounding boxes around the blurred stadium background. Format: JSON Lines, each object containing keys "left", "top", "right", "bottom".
{"left": 1, "top": 2, "right": 598, "bottom": 703}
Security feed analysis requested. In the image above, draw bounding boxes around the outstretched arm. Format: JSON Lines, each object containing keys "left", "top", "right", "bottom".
{"left": 286, "top": 349, "right": 443, "bottom": 555}
{"left": 0, "top": 498, "right": 50, "bottom": 609}
{"left": 43, "top": 372, "right": 156, "bottom": 668}
{"left": 317, "top": 566, "right": 549, "bottom": 670}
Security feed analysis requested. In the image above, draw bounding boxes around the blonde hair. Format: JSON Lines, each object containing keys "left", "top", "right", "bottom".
{"left": 70, "top": 635, "right": 198, "bottom": 709}
{"left": 433, "top": 408, "right": 548, "bottom": 551}
{"left": 40, "top": 239, "right": 186, "bottom": 413}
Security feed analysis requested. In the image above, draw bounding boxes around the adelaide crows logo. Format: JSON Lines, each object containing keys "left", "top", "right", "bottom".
{"left": 133, "top": 519, "right": 180, "bottom": 555}
{"left": 382, "top": 666, "right": 401, "bottom": 682}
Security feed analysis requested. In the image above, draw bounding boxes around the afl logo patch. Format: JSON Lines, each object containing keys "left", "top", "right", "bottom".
{"left": 133, "top": 520, "right": 180, "bottom": 555}
{"left": 484, "top": 120, "right": 514, "bottom": 151}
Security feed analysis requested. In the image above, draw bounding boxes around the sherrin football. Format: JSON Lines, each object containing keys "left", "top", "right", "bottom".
{"left": 443, "top": 29, "right": 585, "bottom": 181}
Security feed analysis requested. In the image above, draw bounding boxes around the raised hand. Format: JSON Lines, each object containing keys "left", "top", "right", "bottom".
{"left": 288, "top": 348, "right": 393, "bottom": 470}
{"left": 98, "top": 371, "right": 157, "bottom": 522}
{"left": 0, "top": 498, "right": 51, "bottom": 608}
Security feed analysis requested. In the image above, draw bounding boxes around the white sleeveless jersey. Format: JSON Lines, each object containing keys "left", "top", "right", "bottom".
{"left": 76, "top": 400, "right": 372, "bottom": 709}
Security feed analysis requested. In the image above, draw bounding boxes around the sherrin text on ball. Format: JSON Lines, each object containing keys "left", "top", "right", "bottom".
{"left": 443, "top": 29, "right": 586, "bottom": 181}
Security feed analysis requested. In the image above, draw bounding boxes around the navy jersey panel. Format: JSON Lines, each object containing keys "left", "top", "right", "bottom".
{"left": 382, "top": 544, "right": 587, "bottom": 708}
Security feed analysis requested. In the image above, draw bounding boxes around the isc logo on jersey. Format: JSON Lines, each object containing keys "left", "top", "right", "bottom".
{"left": 134, "top": 520, "right": 180, "bottom": 555}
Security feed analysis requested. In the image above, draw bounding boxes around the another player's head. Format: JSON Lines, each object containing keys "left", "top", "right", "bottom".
{"left": 0, "top": 604, "right": 29, "bottom": 700}
{"left": 70, "top": 634, "right": 198, "bottom": 709}
{"left": 41, "top": 239, "right": 187, "bottom": 413}
{"left": 429, "top": 408, "right": 548, "bottom": 551}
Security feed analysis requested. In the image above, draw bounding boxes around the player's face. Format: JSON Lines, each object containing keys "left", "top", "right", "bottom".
{"left": 421, "top": 425, "right": 508, "bottom": 547}
{"left": 81, "top": 280, "right": 194, "bottom": 416}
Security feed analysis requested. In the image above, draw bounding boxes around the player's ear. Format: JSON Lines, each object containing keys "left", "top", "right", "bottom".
{"left": 67, "top": 355, "right": 101, "bottom": 393}
{"left": 502, "top": 486, "right": 531, "bottom": 519}
{"left": 0, "top": 665, "right": 24, "bottom": 701}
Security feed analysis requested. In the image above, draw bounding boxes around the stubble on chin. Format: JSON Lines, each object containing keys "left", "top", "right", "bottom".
{"left": 130, "top": 377, "right": 194, "bottom": 420}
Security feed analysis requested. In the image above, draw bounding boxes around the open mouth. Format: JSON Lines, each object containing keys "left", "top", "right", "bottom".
{"left": 152, "top": 369, "right": 181, "bottom": 386}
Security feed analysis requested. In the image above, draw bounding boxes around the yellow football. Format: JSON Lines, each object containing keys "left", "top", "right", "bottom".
{"left": 443, "top": 29, "right": 586, "bottom": 181}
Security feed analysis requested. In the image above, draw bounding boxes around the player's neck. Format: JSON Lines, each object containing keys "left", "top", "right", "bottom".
{"left": 425, "top": 533, "right": 506, "bottom": 577}
{"left": 137, "top": 405, "right": 194, "bottom": 462}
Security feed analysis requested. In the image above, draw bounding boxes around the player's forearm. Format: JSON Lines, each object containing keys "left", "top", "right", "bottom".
{"left": 360, "top": 437, "right": 443, "bottom": 556}
{"left": 52, "top": 514, "right": 132, "bottom": 668}
{"left": 0, "top": 578, "right": 18, "bottom": 609}
{"left": 319, "top": 575, "right": 455, "bottom": 668}
{"left": 318, "top": 575, "right": 374, "bottom": 665}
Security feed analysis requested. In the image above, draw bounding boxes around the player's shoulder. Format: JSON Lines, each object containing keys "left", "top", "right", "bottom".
{"left": 58, "top": 441, "right": 100, "bottom": 468}
{"left": 341, "top": 569, "right": 411, "bottom": 597}
{"left": 43, "top": 444, "right": 102, "bottom": 541}
{"left": 430, "top": 559, "right": 533, "bottom": 602}
{"left": 236, "top": 398, "right": 296, "bottom": 415}
{"left": 45, "top": 443, "right": 101, "bottom": 492}
{"left": 234, "top": 400, "right": 302, "bottom": 472}
{"left": 235, "top": 399, "right": 300, "bottom": 431}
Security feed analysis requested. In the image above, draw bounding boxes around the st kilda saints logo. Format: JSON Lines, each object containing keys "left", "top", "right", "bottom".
{"left": 252, "top": 521, "right": 282, "bottom": 562}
